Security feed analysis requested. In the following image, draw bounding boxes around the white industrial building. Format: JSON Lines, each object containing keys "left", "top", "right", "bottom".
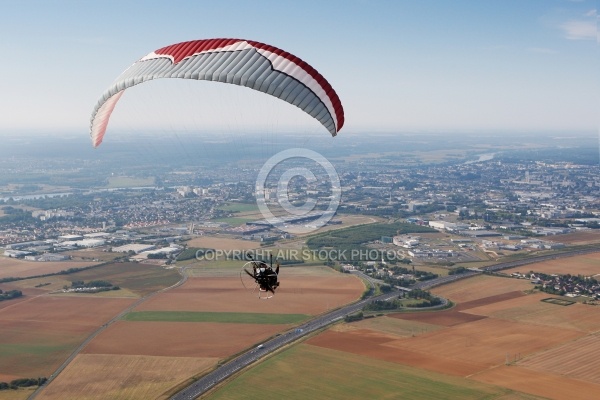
{"left": 61, "top": 239, "right": 105, "bottom": 248}
{"left": 112, "top": 244, "right": 156, "bottom": 254}
{"left": 58, "top": 234, "right": 83, "bottom": 241}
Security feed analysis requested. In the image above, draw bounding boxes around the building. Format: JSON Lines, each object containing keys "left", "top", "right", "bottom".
{"left": 112, "top": 244, "right": 156, "bottom": 254}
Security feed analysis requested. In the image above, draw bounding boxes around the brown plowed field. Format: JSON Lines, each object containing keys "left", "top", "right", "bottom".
{"left": 388, "top": 290, "right": 527, "bottom": 328}
{"left": 186, "top": 237, "right": 260, "bottom": 250}
{"left": 502, "top": 252, "right": 600, "bottom": 276}
{"left": 36, "top": 354, "right": 216, "bottom": 400}
{"left": 309, "top": 316, "right": 584, "bottom": 378}
{"left": 454, "top": 291, "right": 527, "bottom": 311}
{"left": 0, "top": 286, "right": 48, "bottom": 311}
{"left": 136, "top": 274, "right": 363, "bottom": 315}
{"left": 545, "top": 231, "right": 600, "bottom": 245}
{"left": 306, "top": 330, "right": 483, "bottom": 376}
{"left": 0, "top": 257, "right": 99, "bottom": 279}
{"left": 0, "top": 296, "right": 135, "bottom": 380}
{"left": 519, "top": 333, "right": 600, "bottom": 384}
{"left": 332, "top": 315, "right": 443, "bottom": 337}
{"left": 464, "top": 293, "right": 600, "bottom": 332}
{"left": 431, "top": 275, "right": 533, "bottom": 303}
{"left": 0, "top": 295, "right": 134, "bottom": 326}
{"left": 82, "top": 321, "right": 283, "bottom": 357}
{"left": 471, "top": 365, "right": 600, "bottom": 400}
{"left": 388, "top": 309, "right": 487, "bottom": 326}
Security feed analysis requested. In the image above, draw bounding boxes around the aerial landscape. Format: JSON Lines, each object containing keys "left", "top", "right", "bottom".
{"left": 1, "top": 1, "right": 598, "bottom": 400}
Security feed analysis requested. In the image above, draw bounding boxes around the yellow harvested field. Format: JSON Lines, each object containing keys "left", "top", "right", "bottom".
{"left": 0, "top": 295, "right": 135, "bottom": 380}
{"left": 294, "top": 272, "right": 600, "bottom": 400}
{"left": 463, "top": 292, "right": 600, "bottom": 333}
{"left": 63, "top": 248, "right": 121, "bottom": 262}
{"left": 310, "top": 314, "right": 584, "bottom": 378}
{"left": 0, "top": 257, "right": 99, "bottom": 279}
{"left": 545, "top": 231, "right": 600, "bottom": 245}
{"left": 471, "top": 365, "right": 600, "bottom": 400}
{"left": 82, "top": 321, "right": 283, "bottom": 358}
{"left": 186, "top": 236, "right": 260, "bottom": 250}
{"left": 502, "top": 252, "right": 600, "bottom": 276}
{"left": 331, "top": 315, "right": 443, "bottom": 337}
{"left": 519, "top": 333, "right": 600, "bottom": 384}
{"left": 36, "top": 354, "right": 216, "bottom": 400}
{"left": 0, "top": 389, "right": 33, "bottom": 400}
{"left": 431, "top": 274, "right": 533, "bottom": 303}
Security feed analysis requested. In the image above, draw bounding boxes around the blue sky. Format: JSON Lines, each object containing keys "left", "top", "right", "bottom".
{"left": 0, "top": 0, "right": 597, "bottom": 136}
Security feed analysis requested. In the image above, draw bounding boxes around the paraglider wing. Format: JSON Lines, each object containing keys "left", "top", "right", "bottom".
{"left": 90, "top": 38, "right": 344, "bottom": 147}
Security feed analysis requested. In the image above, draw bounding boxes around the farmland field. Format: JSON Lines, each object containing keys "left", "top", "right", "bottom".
{"left": 135, "top": 270, "right": 364, "bottom": 315}
{"left": 297, "top": 268, "right": 600, "bottom": 400}
{"left": 430, "top": 274, "right": 534, "bottom": 303}
{"left": 212, "top": 216, "right": 256, "bottom": 225}
{"left": 331, "top": 315, "right": 443, "bottom": 337}
{"left": 123, "top": 311, "right": 308, "bottom": 324}
{"left": 545, "top": 230, "right": 600, "bottom": 245}
{"left": 62, "top": 262, "right": 181, "bottom": 296}
{"left": 0, "top": 389, "right": 33, "bottom": 400}
{"left": 0, "top": 296, "right": 135, "bottom": 381}
{"left": 208, "top": 344, "right": 542, "bottom": 400}
{"left": 35, "top": 354, "right": 215, "bottom": 400}
{"left": 63, "top": 248, "right": 122, "bottom": 262}
{"left": 27, "top": 250, "right": 600, "bottom": 399}
{"left": 218, "top": 203, "right": 259, "bottom": 213}
{"left": 105, "top": 176, "right": 155, "bottom": 188}
{"left": 82, "top": 321, "right": 285, "bottom": 357}
{"left": 0, "top": 262, "right": 179, "bottom": 382}
{"left": 0, "top": 257, "right": 100, "bottom": 280}
{"left": 307, "top": 316, "right": 584, "bottom": 378}
{"left": 186, "top": 236, "right": 260, "bottom": 250}
{"left": 29, "top": 263, "right": 364, "bottom": 399}
{"left": 502, "top": 252, "right": 600, "bottom": 276}
{"left": 470, "top": 365, "right": 600, "bottom": 400}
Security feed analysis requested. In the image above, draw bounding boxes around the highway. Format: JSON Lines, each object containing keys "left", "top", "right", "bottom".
{"left": 171, "top": 291, "right": 398, "bottom": 400}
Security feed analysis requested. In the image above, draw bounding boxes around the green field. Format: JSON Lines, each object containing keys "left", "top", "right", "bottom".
{"left": 66, "top": 262, "right": 181, "bottom": 296}
{"left": 123, "top": 311, "right": 308, "bottom": 324}
{"left": 213, "top": 217, "right": 256, "bottom": 226}
{"left": 106, "top": 176, "right": 155, "bottom": 188}
{"left": 218, "top": 203, "right": 259, "bottom": 213}
{"left": 209, "top": 345, "right": 539, "bottom": 400}
{"left": 0, "top": 339, "right": 81, "bottom": 380}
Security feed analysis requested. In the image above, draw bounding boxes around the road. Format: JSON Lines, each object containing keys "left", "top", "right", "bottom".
{"left": 171, "top": 290, "right": 400, "bottom": 400}
{"left": 172, "top": 246, "right": 599, "bottom": 399}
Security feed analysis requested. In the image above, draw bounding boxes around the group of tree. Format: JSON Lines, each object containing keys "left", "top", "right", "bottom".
{"left": 0, "top": 206, "right": 36, "bottom": 224}
{"left": 306, "top": 222, "right": 435, "bottom": 262}
{"left": 448, "top": 266, "right": 468, "bottom": 275}
{"left": 364, "top": 298, "right": 402, "bottom": 311}
{"left": 379, "top": 265, "right": 438, "bottom": 287}
{"left": 344, "top": 312, "right": 364, "bottom": 322}
{"left": 0, "top": 377, "right": 46, "bottom": 390}
{"left": 0, "top": 289, "right": 23, "bottom": 301}
{"left": 404, "top": 289, "right": 443, "bottom": 308}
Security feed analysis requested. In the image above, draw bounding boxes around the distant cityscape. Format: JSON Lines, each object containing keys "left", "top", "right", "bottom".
{"left": 1, "top": 133, "right": 598, "bottom": 263}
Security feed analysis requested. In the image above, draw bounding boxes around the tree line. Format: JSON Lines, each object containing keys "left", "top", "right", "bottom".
{"left": 0, "top": 289, "right": 23, "bottom": 301}
{"left": 0, "top": 377, "right": 47, "bottom": 390}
